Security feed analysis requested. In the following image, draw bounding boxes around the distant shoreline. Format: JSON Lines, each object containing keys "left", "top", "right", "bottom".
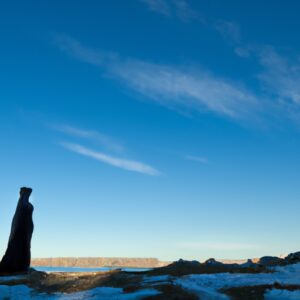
{"left": 31, "top": 257, "right": 260, "bottom": 268}
{"left": 31, "top": 257, "right": 170, "bottom": 268}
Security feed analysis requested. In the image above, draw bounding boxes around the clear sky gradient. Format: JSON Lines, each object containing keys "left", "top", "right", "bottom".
{"left": 1, "top": 0, "right": 300, "bottom": 261}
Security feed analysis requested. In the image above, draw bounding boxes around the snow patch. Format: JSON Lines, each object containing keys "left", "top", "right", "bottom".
{"left": 0, "top": 284, "right": 160, "bottom": 299}
{"left": 265, "top": 289, "right": 300, "bottom": 300}
{"left": 0, "top": 274, "right": 27, "bottom": 282}
{"left": 176, "top": 263, "right": 300, "bottom": 299}
{"left": 143, "top": 275, "right": 171, "bottom": 283}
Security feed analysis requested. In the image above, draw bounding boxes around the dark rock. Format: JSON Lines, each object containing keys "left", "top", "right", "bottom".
{"left": 0, "top": 187, "right": 34, "bottom": 273}
{"left": 284, "top": 252, "right": 300, "bottom": 265}
{"left": 203, "top": 258, "right": 224, "bottom": 266}
{"left": 203, "top": 258, "right": 242, "bottom": 270}
{"left": 258, "top": 256, "right": 284, "bottom": 267}
{"left": 147, "top": 259, "right": 202, "bottom": 276}
{"left": 177, "top": 259, "right": 201, "bottom": 266}
{"left": 240, "top": 259, "right": 257, "bottom": 268}
{"left": 147, "top": 257, "right": 267, "bottom": 276}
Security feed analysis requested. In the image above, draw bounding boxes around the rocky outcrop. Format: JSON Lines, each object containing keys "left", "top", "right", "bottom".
{"left": 148, "top": 258, "right": 267, "bottom": 276}
{"left": 258, "top": 256, "right": 284, "bottom": 267}
{"left": 239, "top": 259, "right": 257, "bottom": 268}
{"left": 253, "top": 252, "right": 300, "bottom": 267}
{"left": 203, "top": 258, "right": 224, "bottom": 266}
{"left": 0, "top": 187, "right": 34, "bottom": 273}
{"left": 284, "top": 252, "right": 300, "bottom": 265}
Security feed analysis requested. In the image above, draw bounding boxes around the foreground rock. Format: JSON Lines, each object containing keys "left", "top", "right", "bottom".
{"left": 2, "top": 261, "right": 300, "bottom": 299}
{"left": 0, "top": 187, "right": 34, "bottom": 273}
{"left": 147, "top": 258, "right": 268, "bottom": 276}
{"left": 0, "top": 269, "right": 197, "bottom": 299}
{"left": 222, "top": 283, "right": 300, "bottom": 300}
{"left": 254, "top": 252, "right": 300, "bottom": 267}
{"left": 284, "top": 251, "right": 300, "bottom": 265}
{"left": 257, "top": 256, "right": 285, "bottom": 267}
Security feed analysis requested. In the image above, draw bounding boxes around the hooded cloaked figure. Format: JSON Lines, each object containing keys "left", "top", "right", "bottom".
{"left": 0, "top": 187, "right": 34, "bottom": 273}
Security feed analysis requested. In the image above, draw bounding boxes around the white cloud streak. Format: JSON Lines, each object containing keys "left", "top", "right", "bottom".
{"left": 52, "top": 124, "right": 124, "bottom": 153}
{"left": 172, "top": 0, "right": 198, "bottom": 21}
{"left": 55, "top": 35, "right": 300, "bottom": 124}
{"left": 185, "top": 155, "right": 208, "bottom": 164}
{"left": 111, "top": 59, "right": 260, "bottom": 119}
{"left": 53, "top": 34, "right": 118, "bottom": 66}
{"left": 215, "top": 20, "right": 241, "bottom": 44}
{"left": 212, "top": 25, "right": 300, "bottom": 120}
{"left": 53, "top": 35, "right": 259, "bottom": 120}
{"left": 258, "top": 47, "right": 300, "bottom": 106}
{"left": 234, "top": 47, "right": 251, "bottom": 58}
{"left": 140, "top": 0, "right": 198, "bottom": 21}
{"left": 140, "top": 0, "right": 171, "bottom": 16}
{"left": 61, "top": 142, "right": 161, "bottom": 176}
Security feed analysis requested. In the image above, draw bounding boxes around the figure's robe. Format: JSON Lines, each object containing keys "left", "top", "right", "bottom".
{"left": 0, "top": 187, "right": 34, "bottom": 273}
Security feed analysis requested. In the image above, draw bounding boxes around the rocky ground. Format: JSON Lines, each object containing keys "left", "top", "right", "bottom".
{"left": 2, "top": 252, "right": 300, "bottom": 299}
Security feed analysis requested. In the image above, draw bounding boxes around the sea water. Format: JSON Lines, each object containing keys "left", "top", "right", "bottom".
{"left": 33, "top": 266, "right": 151, "bottom": 273}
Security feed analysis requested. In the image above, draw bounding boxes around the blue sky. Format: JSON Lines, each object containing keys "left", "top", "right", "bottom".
{"left": 1, "top": 0, "right": 300, "bottom": 261}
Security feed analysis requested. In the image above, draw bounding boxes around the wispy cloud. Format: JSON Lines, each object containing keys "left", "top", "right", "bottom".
{"left": 185, "top": 155, "right": 208, "bottom": 164}
{"left": 258, "top": 47, "right": 300, "bottom": 106}
{"left": 140, "top": 0, "right": 249, "bottom": 58}
{"left": 52, "top": 124, "right": 124, "bottom": 153}
{"left": 234, "top": 47, "right": 251, "bottom": 58}
{"left": 214, "top": 19, "right": 300, "bottom": 112}
{"left": 141, "top": 0, "right": 244, "bottom": 39}
{"left": 52, "top": 13, "right": 300, "bottom": 127}
{"left": 214, "top": 20, "right": 254, "bottom": 59}
{"left": 230, "top": 45, "right": 300, "bottom": 121}
{"left": 172, "top": 0, "right": 198, "bottom": 21}
{"left": 53, "top": 34, "right": 118, "bottom": 66}
{"left": 140, "top": 0, "right": 171, "bottom": 16}
{"left": 178, "top": 242, "right": 259, "bottom": 251}
{"left": 212, "top": 21, "right": 300, "bottom": 119}
{"left": 140, "top": 0, "right": 198, "bottom": 21}
{"left": 53, "top": 35, "right": 259, "bottom": 120}
{"left": 215, "top": 20, "right": 241, "bottom": 44}
{"left": 61, "top": 142, "right": 161, "bottom": 176}
{"left": 112, "top": 59, "right": 260, "bottom": 119}
{"left": 51, "top": 122, "right": 160, "bottom": 175}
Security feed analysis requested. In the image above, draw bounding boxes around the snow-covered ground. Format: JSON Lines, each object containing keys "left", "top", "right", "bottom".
{"left": 2, "top": 264, "right": 300, "bottom": 299}
{"left": 175, "top": 263, "right": 300, "bottom": 300}
{"left": 0, "top": 285, "right": 160, "bottom": 300}
{"left": 265, "top": 289, "right": 300, "bottom": 300}
{"left": 0, "top": 274, "right": 27, "bottom": 282}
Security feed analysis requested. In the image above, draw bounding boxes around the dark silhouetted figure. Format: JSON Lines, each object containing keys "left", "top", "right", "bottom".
{"left": 0, "top": 187, "right": 34, "bottom": 273}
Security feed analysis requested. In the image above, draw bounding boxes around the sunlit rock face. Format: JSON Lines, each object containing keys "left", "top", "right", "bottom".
{"left": 0, "top": 187, "right": 34, "bottom": 273}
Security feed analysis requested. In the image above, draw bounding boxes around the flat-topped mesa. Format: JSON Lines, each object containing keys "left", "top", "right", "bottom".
{"left": 0, "top": 187, "right": 34, "bottom": 273}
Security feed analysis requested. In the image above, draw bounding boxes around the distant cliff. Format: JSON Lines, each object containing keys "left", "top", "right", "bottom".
{"left": 31, "top": 257, "right": 170, "bottom": 268}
